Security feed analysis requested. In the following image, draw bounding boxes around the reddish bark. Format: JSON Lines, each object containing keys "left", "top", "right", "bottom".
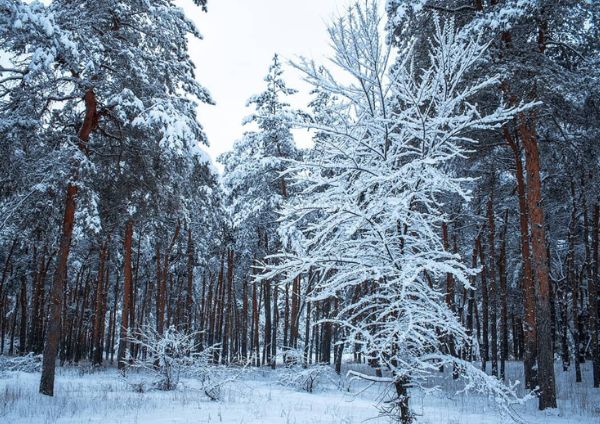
{"left": 40, "top": 89, "right": 97, "bottom": 396}
{"left": 40, "top": 183, "right": 78, "bottom": 395}
{"left": 519, "top": 114, "right": 557, "bottom": 409}
{"left": 504, "top": 126, "right": 537, "bottom": 389}
{"left": 117, "top": 218, "right": 134, "bottom": 369}
{"left": 186, "top": 229, "right": 194, "bottom": 332}
{"left": 241, "top": 278, "right": 248, "bottom": 359}
{"left": 92, "top": 242, "right": 107, "bottom": 365}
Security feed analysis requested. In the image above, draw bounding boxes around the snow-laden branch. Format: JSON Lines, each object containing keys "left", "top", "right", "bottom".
{"left": 263, "top": 2, "right": 535, "bottom": 420}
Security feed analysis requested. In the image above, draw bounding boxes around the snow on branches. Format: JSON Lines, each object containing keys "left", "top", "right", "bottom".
{"left": 127, "top": 325, "right": 224, "bottom": 394}
{"left": 261, "top": 0, "right": 533, "bottom": 417}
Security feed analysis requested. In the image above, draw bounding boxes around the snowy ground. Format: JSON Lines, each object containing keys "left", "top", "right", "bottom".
{"left": 0, "top": 361, "right": 598, "bottom": 424}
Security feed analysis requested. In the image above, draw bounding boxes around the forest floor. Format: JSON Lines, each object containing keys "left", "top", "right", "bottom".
{"left": 0, "top": 361, "right": 598, "bottom": 424}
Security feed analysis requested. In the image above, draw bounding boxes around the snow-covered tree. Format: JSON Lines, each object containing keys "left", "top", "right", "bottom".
{"left": 386, "top": 0, "right": 600, "bottom": 405}
{"left": 220, "top": 54, "right": 298, "bottom": 258}
{"left": 0, "top": 0, "right": 215, "bottom": 395}
{"left": 262, "top": 2, "right": 532, "bottom": 422}
{"left": 219, "top": 54, "right": 299, "bottom": 365}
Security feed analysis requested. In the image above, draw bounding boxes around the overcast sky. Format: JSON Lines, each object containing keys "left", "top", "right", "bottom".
{"left": 182, "top": 0, "right": 353, "bottom": 169}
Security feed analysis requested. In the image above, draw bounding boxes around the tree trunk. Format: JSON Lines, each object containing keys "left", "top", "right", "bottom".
{"left": 157, "top": 221, "right": 180, "bottom": 336}
{"left": 321, "top": 299, "right": 332, "bottom": 364}
{"left": 511, "top": 311, "right": 519, "bottom": 360}
{"left": 560, "top": 278, "right": 570, "bottom": 371}
{"left": 108, "top": 270, "right": 119, "bottom": 363}
{"left": 30, "top": 247, "right": 48, "bottom": 354}
{"left": 568, "top": 181, "right": 581, "bottom": 382}
{"left": 39, "top": 185, "right": 78, "bottom": 395}
{"left": 504, "top": 126, "right": 537, "bottom": 390}
{"left": 204, "top": 273, "right": 213, "bottom": 348}
{"left": 477, "top": 236, "right": 489, "bottom": 372}
{"left": 0, "top": 238, "right": 17, "bottom": 312}
{"left": 252, "top": 280, "right": 260, "bottom": 366}
{"left": 155, "top": 245, "right": 163, "bottom": 335}
{"left": 519, "top": 114, "right": 557, "bottom": 409}
{"left": 117, "top": 219, "right": 134, "bottom": 369}
{"left": 130, "top": 234, "right": 141, "bottom": 360}
{"left": 263, "top": 279, "right": 272, "bottom": 366}
{"left": 214, "top": 256, "right": 224, "bottom": 362}
{"left": 241, "top": 278, "right": 248, "bottom": 359}
{"left": 271, "top": 281, "right": 278, "bottom": 368}
{"left": 18, "top": 273, "right": 28, "bottom": 354}
{"left": 186, "top": 229, "right": 194, "bottom": 332}
{"left": 487, "top": 191, "right": 499, "bottom": 377}
{"left": 92, "top": 242, "right": 107, "bottom": 365}
{"left": 304, "top": 271, "right": 313, "bottom": 367}
{"left": 465, "top": 235, "right": 479, "bottom": 361}
{"left": 222, "top": 249, "right": 234, "bottom": 364}
{"left": 499, "top": 209, "right": 509, "bottom": 380}
{"left": 284, "top": 282, "right": 290, "bottom": 349}
{"left": 591, "top": 204, "right": 600, "bottom": 387}
{"left": 0, "top": 238, "right": 17, "bottom": 342}
{"left": 394, "top": 376, "right": 412, "bottom": 424}
{"left": 442, "top": 222, "right": 458, "bottom": 378}
{"left": 40, "top": 89, "right": 97, "bottom": 396}
{"left": 9, "top": 294, "right": 18, "bottom": 355}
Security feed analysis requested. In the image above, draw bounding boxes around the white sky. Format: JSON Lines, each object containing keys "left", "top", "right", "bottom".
{"left": 183, "top": 0, "right": 352, "bottom": 169}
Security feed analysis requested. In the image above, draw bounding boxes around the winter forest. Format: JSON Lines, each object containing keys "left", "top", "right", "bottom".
{"left": 0, "top": 0, "right": 599, "bottom": 423}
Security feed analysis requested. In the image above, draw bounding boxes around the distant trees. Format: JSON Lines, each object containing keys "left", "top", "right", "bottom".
{"left": 219, "top": 54, "right": 299, "bottom": 367}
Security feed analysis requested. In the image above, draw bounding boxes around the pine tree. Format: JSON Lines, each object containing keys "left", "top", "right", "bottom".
{"left": 219, "top": 54, "right": 299, "bottom": 366}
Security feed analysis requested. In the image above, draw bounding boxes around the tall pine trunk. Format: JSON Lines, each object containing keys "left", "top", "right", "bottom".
{"left": 519, "top": 114, "right": 557, "bottom": 409}
{"left": 477, "top": 236, "right": 489, "bottom": 372}
{"left": 504, "top": 127, "right": 537, "bottom": 390}
{"left": 40, "top": 89, "right": 97, "bottom": 396}
{"left": 92, "top": 242, "right": 107, "bottom": 365}
{"left": 186, "top": 229, "right": 194, "bottom": 332}
{"left": 499, "top": 209, "right": 509, "bottom": 380}
{"left": 568, "top": 181, "right": 581, "bottom": 382}
{"left": 591, "top": 204, "right": 600, "bottom": 387}
{"left": 487, "top": 193, "right": 499, "bottom": 377}
{"left": 117, "top": 219, "right": 134, "bottom": 369}
{"left": 18, "top": 274, "right": 28, "bottom": 354}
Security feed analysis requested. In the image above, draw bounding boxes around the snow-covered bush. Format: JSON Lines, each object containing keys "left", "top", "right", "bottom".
{"left": 0, "top": 353, "right": 42, "bottom": 375}
{"left": 127, "top": 325, "right": 216, "bottom": 391}
{"left": 127, "top": 325, "right": 241, "bottom": 399}
{"left": 197, "top": 363, "right": 247, "bottom": 401}
{"left": 282, "top": 348, "right": 303, "bottom": 367}
{"left": 279, "top": 364, "right": 337, "bottom": 393}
